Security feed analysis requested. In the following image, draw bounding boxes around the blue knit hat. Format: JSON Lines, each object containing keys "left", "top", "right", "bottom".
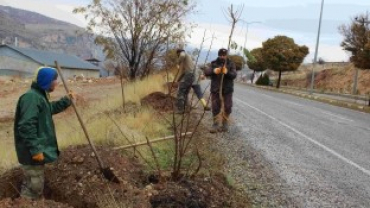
{"left": 36, "top": 67, "right": 58, "bottom": 91}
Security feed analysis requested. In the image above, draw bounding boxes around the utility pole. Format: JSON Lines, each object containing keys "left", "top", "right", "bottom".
{"left": 241, "top": 20, "right": 261, "bottom": 82}
{"left": 310, "top": 0, "right": 324, "bottom": 94}
{"left": 241, "top": 21, "right": 261, "bottom": 57}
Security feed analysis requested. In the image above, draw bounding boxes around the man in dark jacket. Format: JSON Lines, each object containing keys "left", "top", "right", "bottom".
{"left": 204, "top": 48, "right": 237, "bottom": 133}
{"left": 14, "top": 67, "right": 72, "bottom": 199}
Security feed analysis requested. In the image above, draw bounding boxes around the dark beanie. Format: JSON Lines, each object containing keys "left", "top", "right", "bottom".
{"left": 218, "top": 48, "right": 228, "bottom": 56}
{"left": 36, "top": 67, "right": 58, "bottom": 91}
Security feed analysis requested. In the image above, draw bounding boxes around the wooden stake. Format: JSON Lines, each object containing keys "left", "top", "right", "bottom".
{"left": 113, "top": 132, "right": 193, "bottom": 150}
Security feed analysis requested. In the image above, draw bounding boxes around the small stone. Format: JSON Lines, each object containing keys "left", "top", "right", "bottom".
{"left": 91, "top": 175, "right": 98, "bottom": 182}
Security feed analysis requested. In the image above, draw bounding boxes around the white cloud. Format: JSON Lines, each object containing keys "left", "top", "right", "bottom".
{"left": 186, "top": 23, "right": 264, "bottom": 53}
{"left": 187, "top": 22, "right": 349, "bottom": 62}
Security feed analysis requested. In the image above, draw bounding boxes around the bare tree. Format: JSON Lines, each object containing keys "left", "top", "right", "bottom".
{"left": 74, "top": 0, "right": 195, "bottom": 80}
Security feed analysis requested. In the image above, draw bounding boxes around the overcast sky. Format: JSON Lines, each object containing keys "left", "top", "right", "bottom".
{"left": 1, "top": 0, "right": 369, "bottom": 62}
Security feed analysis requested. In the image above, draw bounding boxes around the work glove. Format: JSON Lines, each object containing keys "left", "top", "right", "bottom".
{"left": 222, "top": 67, "right": 228, "bottom": 74}
{"left": 32, "top": 153, "right": 44, "bottom": 162}
{"left": 68, "top": 90, "right": 76, "bottom": 100}
{"left": 213, "top": 68, "right": 221, "bottom": 74}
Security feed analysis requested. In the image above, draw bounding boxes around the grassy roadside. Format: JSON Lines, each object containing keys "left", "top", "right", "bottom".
{"left": 1, "top": 73, "right": 251, "bottom": 207}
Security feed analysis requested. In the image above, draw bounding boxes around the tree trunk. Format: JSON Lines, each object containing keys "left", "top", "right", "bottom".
{"left": 276, "top": 70, "right": 282, "bottom": 88}
{"left": 120, "top": 74, "right": 125, "bottom": 110}
{"left": 251, "top": 70, "right": 255, "bottom": 84}
{"left": 352, "top": 67, "right": 359, "bottom": 95}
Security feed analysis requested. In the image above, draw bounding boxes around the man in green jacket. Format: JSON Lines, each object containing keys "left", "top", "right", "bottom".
{"left": 14, "top": 67, "right": 73, "bottom": 200}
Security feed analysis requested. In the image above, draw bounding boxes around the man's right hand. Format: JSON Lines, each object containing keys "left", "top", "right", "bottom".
{"left": 213, "top": 68, "right": 221, "bottom": 74}
{"left": 32, "top": 153, "right": 44, "bottom": 162}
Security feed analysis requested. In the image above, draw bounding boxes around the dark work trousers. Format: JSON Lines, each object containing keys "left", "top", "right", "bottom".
{"left": 211, "top": 93, "right": 233, "bottom": 116}
{"left": 191, "top": 84, "right": 204, "bottom": 100}
{"left": 177, "top": 73, "right": 194, "bottom": 111}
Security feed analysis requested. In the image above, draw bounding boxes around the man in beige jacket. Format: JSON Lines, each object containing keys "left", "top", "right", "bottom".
{"left": 174, "top": 49, "right": 209, "bottom": 113}
{"left": 174, "top": 49, "right": 194, "bottom": 114}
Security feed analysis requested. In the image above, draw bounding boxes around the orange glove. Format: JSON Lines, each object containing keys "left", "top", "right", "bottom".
{"left": 32, "top": 153, "right": 44, "bottom": 162}
{"left": 68, "top": 90, "right": 76, "bottom": 100}
{"left": 222, "top": 67, "right": 228, "bottom": 74}
{"left": 221, "top": 67, "right": 228, "bottom": 74}
{"left": 213, "top": 68, "right": 221, "bottom": 74}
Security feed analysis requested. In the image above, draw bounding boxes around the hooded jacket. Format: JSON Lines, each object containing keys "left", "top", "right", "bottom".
{"left": 14, "top": 73, "right": 71, "bottom": 165}
{"left": 204, "top": 57, "right": 237, "bottom": 94}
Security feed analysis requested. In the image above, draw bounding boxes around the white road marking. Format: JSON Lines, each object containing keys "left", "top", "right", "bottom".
{"left": 235, "top": 98, "right": 370, "bottom": 177}
{"left": 319, "top": 111, "right": 354, "bottom": 122}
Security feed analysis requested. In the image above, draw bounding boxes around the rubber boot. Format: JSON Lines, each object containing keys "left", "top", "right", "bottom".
{"left": 200, "top": 98, "right": 211, "bottom": 111}
{"left": 210, "top": 116, "right": 219, "bottom": 133}
{"left": 175, "top": 98, "right": 185, "bottom": 114}
{"left": 221, "top": 114, "right": 230, "bottom": 132}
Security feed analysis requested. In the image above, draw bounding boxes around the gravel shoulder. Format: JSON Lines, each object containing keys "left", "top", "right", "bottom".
{"left": 203, "top": 112, "right": 300, "bottom": 207}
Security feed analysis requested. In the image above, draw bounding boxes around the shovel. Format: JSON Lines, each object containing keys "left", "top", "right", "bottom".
{"left": 54, "top": 61, "right": 120, "bottom": 183}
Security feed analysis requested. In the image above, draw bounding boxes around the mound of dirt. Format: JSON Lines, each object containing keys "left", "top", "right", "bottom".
{"left": 0, "top": 145, "right": 246, "bottom": 208}
{"left": 141, "top": 92, "right": 176, "bottom": 112}
{"left": 150, "top": 174, "right": 243, "bottom": 208}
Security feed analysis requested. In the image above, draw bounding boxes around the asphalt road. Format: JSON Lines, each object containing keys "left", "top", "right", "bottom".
{"left": 233, "top": 83, "right": 370, "bottom": 207}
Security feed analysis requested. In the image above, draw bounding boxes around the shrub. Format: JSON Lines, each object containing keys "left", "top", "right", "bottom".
{"left": 256, "top": 73, "right": 270, "bottom": 86}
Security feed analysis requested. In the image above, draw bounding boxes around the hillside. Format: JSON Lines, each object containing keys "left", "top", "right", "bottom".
{"left": 0, "top": 5, "right": 100, "bottom": 59}
{"left": 270, "top": 63, "right": 370, "bottom": 95}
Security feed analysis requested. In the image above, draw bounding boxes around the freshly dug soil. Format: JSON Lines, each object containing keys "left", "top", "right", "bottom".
{"left": 0, "top": 145, "right": 248, "bottom": 208}
{"left": 141, "top": 92, "right": 176, "bottom": 112}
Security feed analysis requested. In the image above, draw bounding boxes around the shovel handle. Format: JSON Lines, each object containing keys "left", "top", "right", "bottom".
{"left": 54, "top": 61, "right": 105, "bottom": 169}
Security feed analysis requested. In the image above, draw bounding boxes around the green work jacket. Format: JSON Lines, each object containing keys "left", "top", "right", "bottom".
{"left": 14, "top": 82, "right": 71, "bottom": 165}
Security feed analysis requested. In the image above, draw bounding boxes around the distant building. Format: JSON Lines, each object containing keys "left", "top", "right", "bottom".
{"left": 0, "top": 44, "right": 100, "bottom": 78}
{"left": 85, "top": 57, "right": 110, "bottom": 77}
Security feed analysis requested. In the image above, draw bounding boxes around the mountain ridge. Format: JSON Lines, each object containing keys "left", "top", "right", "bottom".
{"left": 0, "top": 5, "right": 100, "bottom": 59}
